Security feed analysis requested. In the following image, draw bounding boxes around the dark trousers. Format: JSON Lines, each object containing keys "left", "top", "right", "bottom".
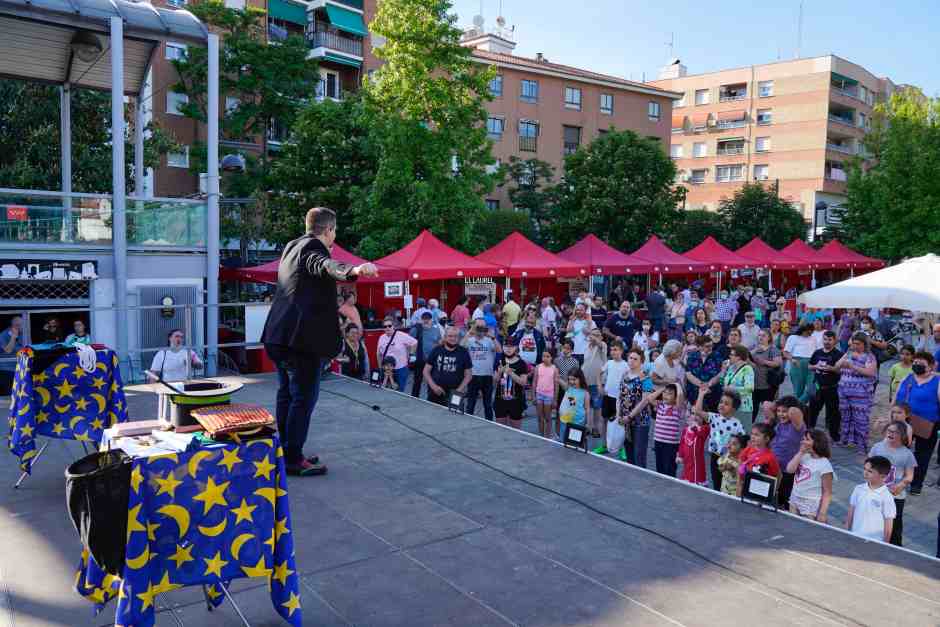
{"left": 465, "top": 375, "right": 494, "bottom": 420}
{"left": 810, "top": 385, "right": 841, "bottom": 440}
{"left": 890, "top": 498, "right": 905, "bottom": 547}
{"left": 710, "top": 453, "right": 722, "bottom": 491}
{"left": 628, "top": 424, "right": 650, "bottom": 468}
{"left": 752, "top": 388, "right": 775, "bottom": 423}
{"left": 410, "top": 360, "right": 426, "bottom": 397}
{"left": 267, "top": 345, "right": 321, "bottom": 465}
{"left": 912, "top": 423, "right": 939, "bottom": 490}
{"left": 427, "top": 386, "right": 455, "bottom": 407}
{"left": 654, "top": 440, "right": 679, "bottom": 477}
{"left": 778, "top": 472, "right": 795, "bottom": 509}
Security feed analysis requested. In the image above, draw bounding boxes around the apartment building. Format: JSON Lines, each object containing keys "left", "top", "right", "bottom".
{"left": 650, "top": 55, "right": 897, "bottom": 224}
{"left": 458, "top": 19, "right": 680, "bottom": 210}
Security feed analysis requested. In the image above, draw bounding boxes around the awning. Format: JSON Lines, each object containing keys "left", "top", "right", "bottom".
{"left": 558, "top": 234, "right": 655, "bottom": 274}
{"left": 691, "top": 112, "right": 709, "bottom": 127}
{"left": 671, "top": 115, "right": 686, "bottom": 130}
{"left": 799, "top": 255, "right": 934, "bottom": 312}
{"left": 630, "top": 236, "right": 710, "bottom": 274}
{"left": 717, "top": 110, "right": 746, "bottom": 122}
{"left": 323, "top": 53, "right": 362, "bottom": 68}
{"left": 269, "top": 0, "right": 307, "bottom": 26}
{"left": 831, "top": 72, "right": 859, "bottom": 87}
{"left": 375, "top": 230, "right": 503, "bottom": 280}
{"left": 476, "top": 232, "right": 585, "bottom": 278}
{"left": 684, "top": 236, "right": 757, "bottom": 271}
{"left": 325, "top": 4, "right": 368, "bottom": 37}
{"left": 218, "top": 244, "right": 405, "bottom": 284}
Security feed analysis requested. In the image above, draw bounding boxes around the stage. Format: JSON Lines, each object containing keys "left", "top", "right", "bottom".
{"left": 1, "top": 374, "right": 938, "bottom": 626}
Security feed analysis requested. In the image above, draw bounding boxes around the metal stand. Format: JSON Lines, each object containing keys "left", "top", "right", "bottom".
{"left": 157, "top": 594, "right": 185, "bottom": 627}
{"left": 13, "top": 440, "right": 50, "bottom": 489}
{"left": 203, "top": 582, "right": 250, "bottom": 627}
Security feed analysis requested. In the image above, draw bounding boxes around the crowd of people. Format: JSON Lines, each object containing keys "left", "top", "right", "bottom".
{"left": 343, "top": 280, "right": 940, "bottom": 549}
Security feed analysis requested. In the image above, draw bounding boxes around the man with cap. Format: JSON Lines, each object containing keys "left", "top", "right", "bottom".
{"left": 410, "top": 310, "right": 443, "bottom": 397}
{"left": 737, "top": 311, "right": 761, "bottom": 351}
{"left": 463, "top": 318, "right": 500, "bottom": 420}
{"left": 410, "top": 298, "right": 430, "bottom": 327}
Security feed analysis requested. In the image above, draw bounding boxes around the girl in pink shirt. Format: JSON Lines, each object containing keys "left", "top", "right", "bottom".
{"left": 532, "top": 351, "right": 559, "bottom": 438}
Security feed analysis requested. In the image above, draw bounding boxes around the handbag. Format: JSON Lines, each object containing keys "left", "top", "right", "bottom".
{"left": 371, "top": 329, "right": 398, "bottom": 383}
{"left": 904, "top": 378, "right": 938, "bottom": 440}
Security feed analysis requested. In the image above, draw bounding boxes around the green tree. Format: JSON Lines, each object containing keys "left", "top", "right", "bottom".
{"left": 355, "top": 0, "right": 497, "bottom": 257}
{"left": 546, "top": 129, "right": 682, "bottom": 252}
{"left": 715, "top": 181, "right": 808, "bottom": 249}
{"left": 667, "top": 208, "right": 726, "bottom": 253}
{"left": 0, "top": 79, "right": 177, "bottom": 193}
{"left": 498, "top": 157, "right": 557, "bottom": 242}
{"left": 838, "top": 88, "right": 940, "bottom": 261}
{"left": 172, "top": 1, "right": 320, "bottom": 257}
{"left": 477, "top": 209, "right": 535, "bottom": 250}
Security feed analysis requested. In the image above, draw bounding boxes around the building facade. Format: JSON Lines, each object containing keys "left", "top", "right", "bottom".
{"left": 650, "top": 55, "right": 897, "bottom": 226}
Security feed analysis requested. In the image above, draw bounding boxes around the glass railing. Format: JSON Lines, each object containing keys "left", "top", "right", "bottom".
{"left": 0, "top": 189, "right": 206, "bottom": 248}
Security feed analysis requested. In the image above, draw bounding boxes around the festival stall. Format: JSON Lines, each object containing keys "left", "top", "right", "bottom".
{"left": 630, "top": 236, "right": 711, "bottom": 276}
{"left": 818, "top": 240, "right": 886, "bottom": 274}
{"left": 684, "top": 236, "right": 761, "bottom": 295}
{"left": 734, "top": 237, "right": 812, "bottom": 291}
{"left": 558, "top": 234, "right": 656, "bottom": 277}
{"left": 474, "top": 232, "right": 587, "bottom": 304}
{"left": 799, "top": 254, "right": 935, "bottom": 311}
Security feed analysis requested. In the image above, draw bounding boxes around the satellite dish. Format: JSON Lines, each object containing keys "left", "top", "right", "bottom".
{"left": 472, "top": 14, "right": 484, "bottom": 28}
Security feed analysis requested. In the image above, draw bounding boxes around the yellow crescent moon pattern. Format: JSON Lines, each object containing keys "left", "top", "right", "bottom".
{"left": 187, "top": 450, "right": 213, "bottom": 479}
{"left": 90, "top": 393, "right": 107, "bottom": 414}
{"left": 96, "top": 361, "right": 107, "bottom": 373}
{"left": 69, "top": 415, "right": 84, "bottom": 430}
{"left": 53, "top": 363, "right": 69, "bottom": 377}
{"left": 197, "top": 518, "right": 228, "bottom": 537}
{"left": 247, "top": 438, "right": 271, "bottom": 448}
{"left": 230, "top": 533, "right": 254, "bottom": 561}
{"left": 35, "top": 387, "right": 51, "bottom": 407}
{"left": 18, "top": 403, "right": 31, "bottom": 416}
{"left": 124, "top": 547, "right": 150, "bottom": 570}
{"left": 254, "top": 487, "right": 275, "bottom": 507}
{"left": 54, "top": 403, "right": 71, "bottom": 414}
{"left": 157, "top": 505, "right": 190, "bottom": 538}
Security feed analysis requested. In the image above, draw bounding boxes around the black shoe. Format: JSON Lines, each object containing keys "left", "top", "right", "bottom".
{"left": 306, "top": 455, "right": 319, "bottom": 465}
{"left": 910, "top": 485, "right": 922, "bottom": 495}
{"left": 286, "top": 459, "right": 328, "bottom": 476}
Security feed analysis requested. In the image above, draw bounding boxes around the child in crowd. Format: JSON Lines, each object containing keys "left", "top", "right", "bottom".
{"left": 594, "top": 340, "right": 629, "bottom": 454}
{"left": 494, "top": 339, "right": 530, "bottom": 430}
{"left": 888, "top": 344, "right": 914, "bottom": 401}
{"left": 559, "top": 368, "right": 590, "bottom": 440}
{"left": 692, "top": 386, "right": 746, "bottom": 492}
{"left": 381, "top": 356, "right": 398, "bottom": 390}
{"left": 717, "top": 434, "right": 747, "bottom": 496}
{"left": 677, "top": 408, "right": 710, "bottom": 486}
{"left": 532, "top": 350, "right": 559, "bottom": 438}
{"left": 872, "top": 403, "right": 914, "bottom": 446}
{"left": 786, "top": 430, "right": 835, "bottom": 523}
{"left": 554, "top": 339, "right": 580, "bottom": 437}
{"left": 737, "top": 423, "right": 781, "bottom": 497}
{"left": 846, "top": 456, "right": 897, "bottom": 543}
{"left": 628, "top": 383, "right": 685, "bottom": 477}
{"left": 869, "top": 420, "right": 917, "bottom": 546}
{"left": 644, "top": 348, "right": 661, "bottom": 378}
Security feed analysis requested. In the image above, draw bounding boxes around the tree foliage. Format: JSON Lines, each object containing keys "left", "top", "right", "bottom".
{"left": 0, "top": 80, "right": 177, "bottom": 193}
{"left": 477, "top": 209, "right": 535, "bottom": 250}
{"left": 715, "top": 181, "right": 808, "bottom": 249}
{"left": 666, "top": 208, "right": 726, "bottom": 252}
{"left": 498, "top": 157, "right": 557, "bottom": 242}
{"left": 838, "top": 88, "right": 940, "bottom": 261}
{"left": 546, "top": 129, "right": 682, "bottom": 252}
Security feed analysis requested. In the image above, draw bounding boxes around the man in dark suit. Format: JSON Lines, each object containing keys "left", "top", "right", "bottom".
{"left": 262, "top": 207, "right": 378, "bottom": 476}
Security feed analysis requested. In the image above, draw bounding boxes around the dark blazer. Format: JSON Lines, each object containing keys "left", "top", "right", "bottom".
{"left": 261, "top": 234, "right": 357, "bottom": 357}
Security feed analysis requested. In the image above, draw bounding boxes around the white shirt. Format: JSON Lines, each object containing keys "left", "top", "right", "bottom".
{"left": 810, "top": 330, "right": 826, "bottom": 351}
{"left": 541, "top": 306, "right": 558, "bottom": 329}
{"left": 737, "top": 323, "right": 760, "bottom": 351}
{"left": 790, "top": 455, "right": 835, "bottom": 504}
{"left": 602, "top": 359, "right": 629, "bottom": 398}
{"left": 633, "top": 331, "right": 660, "bottom": 352}
{"left": 849, "top": 483, "right": 896, "bottom": 542}
{"left": 569, "top": 318, "right": 595, "bottom": 355}
{"left": 784, "top": 334, "right": 816, "bottom": 359}
{"left": 652, "top": 355, "right": 685, "bottom": 386}
{"left": 471, "top": 307, "right": 485, "bottom": 321}
{"left": 150, "top": 349, "right": 192, "bottom": 382}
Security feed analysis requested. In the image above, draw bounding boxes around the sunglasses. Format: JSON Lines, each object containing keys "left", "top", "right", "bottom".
{"left": 383, "top": 324, "right": 393, "bottom": 329}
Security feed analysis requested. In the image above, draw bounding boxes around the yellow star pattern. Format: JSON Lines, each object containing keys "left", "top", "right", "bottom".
{"left": 52, "top": 423, "right": 65, "bottom": 435}
{"left": 264, "top": 529, "right": 276, "bottom": 552}
{"left": 102, "top": 573, "right": 121, "bottom": 590}
{"left": 218, "top": 448, "right": 242, "bottom": 472}
{"left": 110, "top": 381, "right": 119, "bottom": 395}
{"left": 74, "top": 397, "right": 89, "bottom": 411}
{"left": 169, "top": 544, "right": 195, "bottom": 569}
{"left": 274, "top": 517, "right": 290, "bottom": 541}
{"left": 126, "top": 504, "right": 146, "bottom": 541}
{"left": 146, "top": 522, "right": 160, "bottom": 542}
{"left": 91, "top": 376, "right": 105, "bottom": 390}
{"left": 33, "top": 372, "right": 48, "bottom": 385}
{"left": 152, "top": 571, "right": 183, "bottom": 595}
{"left": 72, "top": 365, "right": 87, "bottom": 380}
{"left": 230, "top": 498, "right": 257, "bottom": 525}
{"left": 130, "top": 466, "right": 144, "bottom": 493}
{"left": 205, "top": 584, "right": 222, "bottom": 600}
{"left": 253, "top": 456, "right": 276, "bottom": 481}
{"left": 272, "top": 561, "right": 294, "bottom": 586}
{"left": 193, "top": 476, "right": 229, "bottom": 514}
{"left": 136, "top": 582, "right": 156, "bottom": 611}
{"left": 242, "top": 555, "right": 272, "bottom": 578}
{"left": 54, "top": 379, "right": 76, "bottom": 398}
{"left": 35, "top": 410, "right": 50, "bottom": 424}
{"left": 203, "top": 551, "right": 228, "bottom": 578}
{"left": 75, "top": 431, "right": 92, "bottom": 443}
{"left": 281, "top": 591, "right": 301, "bottom": 617}
{"left": 90, "top": 417, "right": 104, "bottom": 430}
{"left": 153, "top": 472, "right": 183, "bottom": 498}
{"left": 89, "top": 587, "right": 107, "bottom": 604}
{"left": 19, "top": 423, "right": 33, "bottom": 438}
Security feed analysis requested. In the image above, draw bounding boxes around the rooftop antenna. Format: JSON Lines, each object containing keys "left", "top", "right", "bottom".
{"left": 665, "top": 32, "right": 675, "bottom": 62}
{"left": 796, "top": 0, "right": 803, "bottom": 58}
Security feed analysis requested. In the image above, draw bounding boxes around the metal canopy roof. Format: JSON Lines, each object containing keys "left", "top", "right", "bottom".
{"left": 0, "top": 0, "right": 207, "bottom": 93}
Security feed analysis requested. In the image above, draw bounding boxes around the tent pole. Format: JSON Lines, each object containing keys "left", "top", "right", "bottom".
{"left": 811, "top": 268, "right": 816, "bottom": 289}
{"left": 717, "top": 271, "right": 721, "bottom": 298}
{"left": 850, "top": 266, "right": 854, "bottom": 278}
{"left": 768, "top": 268, "right": 773, "bottom": 292}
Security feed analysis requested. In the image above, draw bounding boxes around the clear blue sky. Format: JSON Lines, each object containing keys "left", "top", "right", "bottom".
{"left": 449, "top": 0, "right": 939, "bottom": 95}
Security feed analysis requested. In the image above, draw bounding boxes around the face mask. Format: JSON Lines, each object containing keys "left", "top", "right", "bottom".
{"left": 861, "top": 324, "right": 872, "bottom": 331}
{"left": 756, "top": 291, "right": 763, "bottom": 298}
{"left": 720, "top": 293, "right": 728, "bottom": 300}
{"left": 912, "top": 363, "right": 927, "bottom": 375}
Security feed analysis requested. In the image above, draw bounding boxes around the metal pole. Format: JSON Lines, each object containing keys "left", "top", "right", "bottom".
{"left": 60, "top": 84, "right": 72, "bottom": 241}
{"left": 134, "top": 95, "right": 145, "bottom": 198}
{"left": 206, "top": 33, "right": 221, "bottom": 377}
{"left": 110, "top": 17, "right": 128, "bottom": 370}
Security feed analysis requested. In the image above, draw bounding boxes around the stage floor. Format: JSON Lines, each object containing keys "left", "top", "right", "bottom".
{"left": 1, "top": 374, "right": 938, "bottom": 626}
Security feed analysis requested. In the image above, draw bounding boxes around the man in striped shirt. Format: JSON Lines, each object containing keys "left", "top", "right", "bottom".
{"left": 714, "top": 291, "right": 738, "bottom": 334}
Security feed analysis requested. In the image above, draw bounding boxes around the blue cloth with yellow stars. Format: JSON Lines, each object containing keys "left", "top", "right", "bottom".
{"left": 75, "top": 434, "right": 302, "bottom": 627}
{"left": 7, "top": 347, "right": 128, "bottom": 472}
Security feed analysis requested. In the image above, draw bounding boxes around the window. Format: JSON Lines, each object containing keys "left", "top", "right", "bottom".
{"left": 719, "top": 82, "right": 747, "bottom": 101}
{"left": 166, "top": 91, "right": 188, "bottom": 115}
{"left": 598, "top": 128, "right": 609, "bottom": 136}
{"left": 716, "top": 164, "right": 744, "bottom": 182}
{"left": 563, "top": 125, "right": 581, "bottom": 155}
{"left": 675, "top": 92, "right": 687, "bottom": 108}
{"left": 755, "top": 136, "right": 771, "bottom": 152}
{"left": 758, "top": 80, "right": 774, "bottom": 97}
{"left": 520, "top": 79, "right": 539, "bottom": 103}
{"left": 670, "top": 144, "right": 683, "bottom": 159}
{"left": 167, "top": 146, "right": 189, "bottom": 168}
{"left": 486, "top": 116, "right": 504, "bottom": 139}
{"left": 690, "top": 169, "right": 707, "bottom": 184}
{"left": 489, "top": 75, "right": 503, "bottom": 97}
{"left": 485, "top": 158, "right": 502, "bottom": 174}
{"left": 648, "top": 101, "right": 661, "bottom": 121}
{"left": 695, "top": 89, "right": 710, "bottom": 105}
{"left": 858, "top": 112, "right": 867, "bottom": 129}
{"left": 859, "top": 85, "right": 868, "bottom": 103}
{"left": 754, "top": 164, "right": 769, "bottom": 181}
{"left": 565, "top": 87, "right": 582, "bottom": 110}
{"left": 165, "top": 42, "right": 188, "bottom": 61}
{"left": 600, "top": 93, "right": 613, "bottom": 114}
{"left": 693, "top": 142, "right": 707, "bottom": 158}
{"left": 317, "top": 71, "right": 340, "bottom": 100}
{"left": 519, "top": 119, "right": 539, "bottom": 152}
{"left": 224, "top": 0, "right": 244, "bottom": 7}
{"left": 756, "top": 109, "right": 772, "bottom": 125}
{"left": 225, "top": 96, "right": 239, "bottom": 115}
{"left": 485, "top": 199, "right": 499, "bottom": 210}
{"left": 716, "top": 139, "right": 746, "bottom": 156}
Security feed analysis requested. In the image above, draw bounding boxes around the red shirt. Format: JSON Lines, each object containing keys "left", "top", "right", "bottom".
{"left": 678, "top": 423, "right": 710, "bottom": 485}
{"left": 451, "top": 304, "right": 470, "bottom": 330}
{"left": 738, "top": 446, "right": 781, "bottom": 478}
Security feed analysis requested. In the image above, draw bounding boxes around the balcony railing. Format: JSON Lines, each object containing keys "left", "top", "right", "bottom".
{"left": 826, "top": 143, "right": 855, "bottom": 155}
{"left": 716, "top": 146, "right": 746, "bottom": 156}
{"left": 307, "top": 25, "right": 363, "bottom": 57}
{"left": 716, "top": 120, "right": 746, "bottom": 129}
{"left": 828, "top": 114, "right": 855, "bottom": 126}
{"left": 832, "top": 86, "right": 859, "bottom": 100}
{"left": 719, "top": 93, "right": 747, "bottom": 102}
{"left": 519, "top": 136, "right": 538, "bottom": 152}
{"left": 0, "top": 189, "right": 207, "bottom": 248}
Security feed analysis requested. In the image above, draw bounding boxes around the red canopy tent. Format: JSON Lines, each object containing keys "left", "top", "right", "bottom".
{"left": 630, "top": 235, "right": 710, "bottom": 274}
{"left": 818, "top": 240, "right": 885, "bottom": 269}
{"left": 375, "top": 229, "right": 502, "bottom": 280}
{"left": 780, "top": 239, "right": 826, "bottom": 268}
{"left": 734, "top": 238, "right": 809, "bottom": 270}
{"left": 476, "top": 232, "right": 586, "bottom": 278}
{"left": 218, "top": 243, "right": 405, "bottom": 284}
{"left": 684, "top": 236, "right": 758, "bottom": 271}
{"left": 557, "top": 234, "right": 655, "bottom": 275}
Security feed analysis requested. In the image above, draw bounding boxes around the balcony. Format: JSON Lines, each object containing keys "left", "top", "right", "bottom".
{"left": 715, "top": 119, "right": 746, "bottom": 130}
{"left": 315, "top": 77, "right": 343, "bottom": 101}
{"left": 826, "top": 141, "right": 855, "bottom": 155}
{"left": 719, "top": 83, "right": 748, "bottom": 102}
{"left": 828, "top": 113, "right": 855, "bottom": 127}
{"left": 1, "top": 189, "right": 207, "bottom": 248}
{"left": 716, "top": 146, "right": 746, "bottom": 156}
{"left": 519, "top": 136, "right": 538, "bottom": 152}
{"left": 307, "top": 22, "right": 363, "bottom": 58}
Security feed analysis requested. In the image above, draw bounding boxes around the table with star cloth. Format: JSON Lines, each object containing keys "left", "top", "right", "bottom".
{"left": 74, "top": 433, "right": 302, "bottom": 627}
{"left": 7, "top": 346, "right": 128, "bottom": 473}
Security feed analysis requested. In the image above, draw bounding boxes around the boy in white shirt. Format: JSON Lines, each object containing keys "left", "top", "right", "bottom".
{"left": 594, "top": 340, "right": 629, "bottom": 455}
{"left": 846, "top": 456, "right": 896, "bottom": 543}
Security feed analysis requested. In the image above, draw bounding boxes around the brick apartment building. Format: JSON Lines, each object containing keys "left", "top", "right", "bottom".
{"left": 650, "top": 55, "right": 899, "bottom": 228}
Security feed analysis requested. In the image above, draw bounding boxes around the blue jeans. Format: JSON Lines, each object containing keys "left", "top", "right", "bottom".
{"left": 266, "top": 345, "right": 322, "bottom": 465}
{"left": 629, "top": 423, "right": 650, "bottom": 468}
{"left": 394, "top": 367, "right": 410, "bottom": 393}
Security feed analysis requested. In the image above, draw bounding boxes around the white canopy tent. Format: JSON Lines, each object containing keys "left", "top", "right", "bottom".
{"left": 798, "top": 254, "right": 940, "bottom": 313}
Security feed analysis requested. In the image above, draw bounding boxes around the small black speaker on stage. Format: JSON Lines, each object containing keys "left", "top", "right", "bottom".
{"left": 562, "top": 423, "right": 589, "bottom": 453}
{"left": 741, "top": 471, "right": 778, "bottom": 511}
